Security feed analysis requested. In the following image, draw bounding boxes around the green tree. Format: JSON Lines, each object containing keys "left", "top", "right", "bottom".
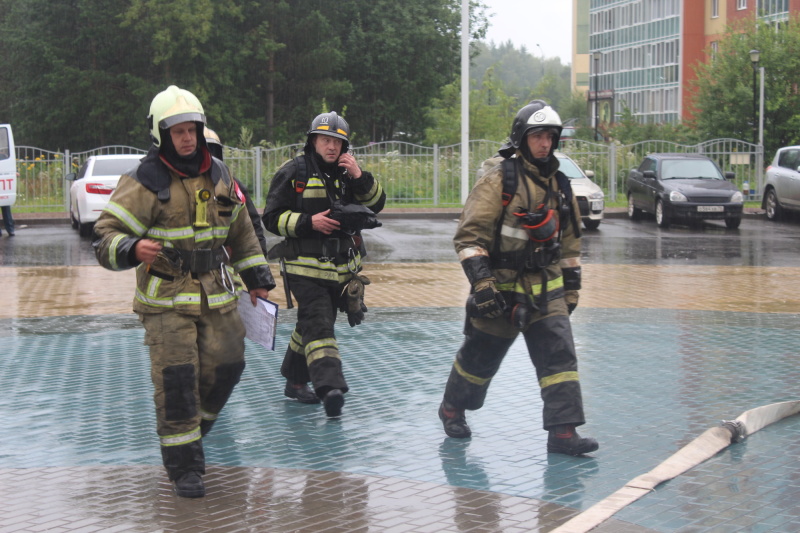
{"left": 424, "top": 67, "right": 516, "bottom": 145}
{"left": 691, "top": 16, "right": 800, "bottom": 158}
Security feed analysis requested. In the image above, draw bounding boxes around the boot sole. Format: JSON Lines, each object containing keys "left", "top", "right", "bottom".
{"left": 547, "top": 441, "right": 599, "bottom": 456}
{"left": 174, "top": 485, "right": 205, "bottom": 498}
{"left": 284, "top": 390, "right": 321, "bottom": 404}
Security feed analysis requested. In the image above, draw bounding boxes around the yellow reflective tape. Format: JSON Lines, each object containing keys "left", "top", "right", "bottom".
{"left": 458, "top": 247, "right": 489, "bottom": 261}
{"left": 160, "top": 427, "right": 202, "bottom": 446}
{"left": 540, "top": 371, "right": 579, "bottom": 389}
{"left": 453, "top": 359, "right": 491, "bottom": 386}
{"left": 316, "top": 125, "right": 331, "bottom": 131}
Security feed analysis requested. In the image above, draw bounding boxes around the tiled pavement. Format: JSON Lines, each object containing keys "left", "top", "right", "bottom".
{"left": 2, "top": 259, "right": 800, "bottom": 531}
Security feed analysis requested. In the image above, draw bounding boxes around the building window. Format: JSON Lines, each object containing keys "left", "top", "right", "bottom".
{"left": 710, "top": 41, "right": 718, "bottom": 59}
{"left": 737, "top": 0, "right": 747, "bottom": 9}
{"left": 712, "top": 0, "right": 719, "bottom": 18}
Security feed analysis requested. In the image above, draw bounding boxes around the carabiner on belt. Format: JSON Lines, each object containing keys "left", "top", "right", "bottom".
{"left": 220, "top": 247, "right": 236, "bottom": 294}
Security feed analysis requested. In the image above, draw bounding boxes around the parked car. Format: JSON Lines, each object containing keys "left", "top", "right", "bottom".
{"left": 555, "top": 152, "right": 604, "bottom": 230}
{"left": 67, "top": 154, "right": 143, "bottom": 237}
{"left": 763, "top": 145, "right": 800, "bottom": 221}
{"left": 626, "top": 153, "right": 743, "bottom": 229}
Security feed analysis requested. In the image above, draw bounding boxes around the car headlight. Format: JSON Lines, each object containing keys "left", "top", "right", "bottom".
{"left": 669, "top": 190, "right": 688, "bottom": 202}
{"left": 730, "top": 191, "right": 743, "bottom": 203}
{"left": 588, "top": 191, "right": 604, "bottom": 200}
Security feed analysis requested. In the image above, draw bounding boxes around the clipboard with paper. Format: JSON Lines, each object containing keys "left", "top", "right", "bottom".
{"left": 237, "top": 290, "right": 279, "bottom": 351}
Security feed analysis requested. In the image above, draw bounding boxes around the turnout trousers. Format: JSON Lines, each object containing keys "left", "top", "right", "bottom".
{"left": 280, "top": 276, "right": 348, "bottom": 399}
{"left": 442, "top": 310, "right": 586, "bottom": 431}
{"left": 141, "top": 304, "right": 246, "bottom": 447}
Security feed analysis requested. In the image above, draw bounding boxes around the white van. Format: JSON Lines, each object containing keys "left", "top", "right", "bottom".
{"left": 0, "top": 124, "right": 16, "bottom": 207}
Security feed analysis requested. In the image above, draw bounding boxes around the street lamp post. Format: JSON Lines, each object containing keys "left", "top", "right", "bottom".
{"left": 593, "top": 51, "right": 601, "bottom": 141}
{"left": 750, "top": 49, "right": 760, "bottom": 145}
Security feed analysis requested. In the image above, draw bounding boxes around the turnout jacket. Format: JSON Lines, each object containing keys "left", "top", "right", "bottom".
{"left": 94, "top": 147, "right": 275, "bottom": 315}
{"left": 454, "top": 152, "right": 582, "bottom": 310}
{"left": 262, "top": 153, "right": 385, "bottom": 285}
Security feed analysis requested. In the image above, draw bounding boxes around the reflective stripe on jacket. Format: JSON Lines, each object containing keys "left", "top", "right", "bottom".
{"left": 94, "top": 159, "right": 274, "bottom": 315}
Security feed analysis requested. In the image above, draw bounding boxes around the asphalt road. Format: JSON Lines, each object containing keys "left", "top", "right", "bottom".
{"left": 1, "top": 213, "right": 798, "bottom": 268}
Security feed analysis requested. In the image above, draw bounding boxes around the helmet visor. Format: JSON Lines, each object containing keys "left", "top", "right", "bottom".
{"left": 159, "top": 112, "right": 206, "bottom": 131}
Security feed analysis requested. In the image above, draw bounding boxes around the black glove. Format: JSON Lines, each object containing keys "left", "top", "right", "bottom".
{"left": 471, "top": 278, "right": 506, "bottom": 319}
{"left": 567, "top": 302, "right": 577, "bottom": 315}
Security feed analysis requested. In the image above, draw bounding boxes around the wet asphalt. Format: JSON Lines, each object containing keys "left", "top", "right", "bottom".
{"left": 1, "top": 212, "right": 798, "bottom": 268}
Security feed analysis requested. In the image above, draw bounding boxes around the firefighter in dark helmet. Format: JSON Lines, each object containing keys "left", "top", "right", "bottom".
{"left": 93, "top": 85, "right": 276, "bottom": 497}
{"left": 438, "top": 100, "right": 598, "bottom": 456}
{"left": 263, "top": 111, "right": 385, "bottom": 418}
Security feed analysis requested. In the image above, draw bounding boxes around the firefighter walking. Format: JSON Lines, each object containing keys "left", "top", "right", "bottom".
{"left": 263, "top": 111, "right": 385, "bottom": 418}
{"left": 93, "top": 85, "right": 275, "bottom": 497}
{"left": 438, "top": 100, "right": 598, "bottom": 456}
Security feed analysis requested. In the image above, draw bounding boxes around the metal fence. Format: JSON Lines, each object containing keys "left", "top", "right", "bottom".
{"left": 13, "top": 139, "right": 762, "bottom": 212}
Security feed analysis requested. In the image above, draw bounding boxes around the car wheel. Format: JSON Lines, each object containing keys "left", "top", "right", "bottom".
{"left": 79, "top": 222, "right": 94, "bottom": 238}
{"left": 655, "top": 199, "right": 670, "bottom": 228}
{"left": 725, "top": 217, "right": 742, "bottom": 230}
{"left": 765, "top": 189, "right": 783, "bottom": 221}
{"left": 627, "top": 194, "right": 642, "bottom": 221}
{"left": 70, "top": 209, "right": 79, "bottom": 229}
{"left": 583, "top": 219, "right": 601, "bottom": 230}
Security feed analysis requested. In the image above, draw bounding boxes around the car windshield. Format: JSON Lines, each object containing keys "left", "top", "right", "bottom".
{"left": 557, "top": 157, "right": 585, "bottom": 180}
{"left": 92, "top": 158, "right": 140, "bottom": 176}
{"left": 661, "top": 159, "right": 723, "bottom": 180}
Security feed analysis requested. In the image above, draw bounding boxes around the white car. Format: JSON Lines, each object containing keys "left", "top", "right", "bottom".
{"left": 67, "top": 154, "right": 143, "bottom": 237}
{"left": 555, "top": 152, "right": 605, "bottom": 230}
{"left": 763, "top": 145, "right": 800, "bottom": 221}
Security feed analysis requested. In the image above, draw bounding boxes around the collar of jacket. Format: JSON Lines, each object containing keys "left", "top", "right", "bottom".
{"left": 134, "top": 145, "right": 220, "bottom": 194}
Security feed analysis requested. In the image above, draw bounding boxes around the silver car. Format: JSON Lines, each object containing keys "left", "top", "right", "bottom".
{"left": 763, "top": 146, "right": 800, "bottom": 221}
{"left": 555, "top": 152, "right": 604, "bottom": 230}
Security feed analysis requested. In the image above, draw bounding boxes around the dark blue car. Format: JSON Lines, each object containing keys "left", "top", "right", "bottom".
{"left": 626, "top": 153, "right": 744, "bottom": 229}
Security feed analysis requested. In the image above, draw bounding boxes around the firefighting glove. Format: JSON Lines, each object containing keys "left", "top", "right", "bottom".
{"left": 471, "top": 278, "right": 506, "bottom": 319}
{"left": 340, "top": 274, "right": 370, "bottom": 327}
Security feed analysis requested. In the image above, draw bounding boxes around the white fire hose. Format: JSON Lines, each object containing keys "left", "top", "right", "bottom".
{"left": 552, "top": 400, "right": 800, "bottom": 533}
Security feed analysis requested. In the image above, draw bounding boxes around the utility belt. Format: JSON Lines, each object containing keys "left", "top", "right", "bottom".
{"left": 491, "top": 242, "right": 562, "bottom": 272}
{"left": 158, "top": 247, "right": 229, "bottom": 273}
{"left": 268, "top": 235, "right": 363, "bottom": 262}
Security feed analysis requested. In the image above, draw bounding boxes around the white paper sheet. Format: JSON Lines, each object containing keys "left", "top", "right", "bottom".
{"left": 236, "top": 291, "right": 278, "bottom": 351}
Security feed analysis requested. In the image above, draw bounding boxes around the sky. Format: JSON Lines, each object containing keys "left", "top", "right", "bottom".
{"left": 481, "top": 0, "right": 573, "bottom": 65}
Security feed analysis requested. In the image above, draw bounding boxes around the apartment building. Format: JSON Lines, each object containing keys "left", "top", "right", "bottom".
{"left": 572, "top": 0, "right": 797, "bottom": 128}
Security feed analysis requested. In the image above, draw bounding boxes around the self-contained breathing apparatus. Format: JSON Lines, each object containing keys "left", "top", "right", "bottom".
{"left": 466, "top": 157, "right": 579, "bottom": 330}
{"left": 267, "top": 154, "right": 380, "bottom": 315}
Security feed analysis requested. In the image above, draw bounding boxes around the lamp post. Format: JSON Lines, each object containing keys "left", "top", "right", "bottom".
{"left": 593, "top": 51, "right": 601, "bottom": 141}
{"left": 749, "top": 49, "right": 760, "bottom": 145}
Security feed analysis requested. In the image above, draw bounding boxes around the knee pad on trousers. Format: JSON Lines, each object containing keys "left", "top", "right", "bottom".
{"left": 163, "top": 364, "right": 198, "bottom": 421}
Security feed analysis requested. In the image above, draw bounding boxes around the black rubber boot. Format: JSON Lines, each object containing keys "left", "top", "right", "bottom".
{"left": 284, "top": 380, "right": 321, "bottom": 404}
{"left": 323, "top": 389, "right": 345, "bottom": 417}
{"left": 547, "top": 425, "right": 599, "bottom": 456}
{"left": 173, "top": 471, "right": 205, "bottom": 498}
{"left": 438, "top": 401, "right": 472, "bottom": 438}
{"left": 161, "top": 441, "right": 206, "bottom": 498}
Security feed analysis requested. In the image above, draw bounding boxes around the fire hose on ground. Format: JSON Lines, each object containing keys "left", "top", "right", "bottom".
{"left": 551, "top": 400, "right": 800, "bottom": 533}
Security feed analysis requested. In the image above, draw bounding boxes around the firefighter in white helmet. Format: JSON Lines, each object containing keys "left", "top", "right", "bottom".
{"left": 438, "top": 100, "right": 598, "bottom": 456}
{"left": 93, "top": 85, "right": 275, "bottom": 497}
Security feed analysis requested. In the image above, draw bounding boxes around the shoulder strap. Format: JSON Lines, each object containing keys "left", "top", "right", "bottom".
{"left": 501, "top": 158, "right": 518, "bottom": 208}
{"left": 554, "top": 169, "right": 581, "bottom": 238}
{"left": 555, "top": 170, "right": 572, "bottom": 204}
